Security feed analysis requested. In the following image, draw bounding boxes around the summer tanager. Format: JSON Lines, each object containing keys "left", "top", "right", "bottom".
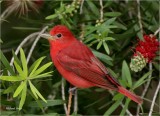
{"left": 42, "top": 25, "right": 143, "bottom": 104}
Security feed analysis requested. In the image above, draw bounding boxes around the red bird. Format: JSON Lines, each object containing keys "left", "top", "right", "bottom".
{"left": 42, "top": 25, "right": 143, "bottom": 104}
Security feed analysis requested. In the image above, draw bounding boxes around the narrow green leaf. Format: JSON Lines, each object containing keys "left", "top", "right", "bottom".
{"left": 12, "top": 50, "right": 21, "bottom": 66}
{"left": 29, "top": 71, "right": 53, "bottom": 80}
{"left": 13, "top": 81, "right": 26, "bottom": 97}
{"left": 28, "top": 81, "right": 46, "bottom": 103}
{"left": 134, "top": 24, "right": 144, "bottom": 40}
{"left": 104, "top": 17, "right": 116, "bottom": 26}
{"left": 103, "top": 41, "right": 110, "bottom": 54}
{"left": 29, "top": 56, "right": 46, "bottom": 76}
{"left": 120, "top": 99, "right": 131, "bottom": 115}
{"left": 112, "top": 93, "right": 124, "bottom": 101}
{"left": 20, "top": 48, "right": 28, "bottom": 77}
{"left": 28, "top": 100, "right": 64, "bottom": 107}
{"left": 92, "top": 50, "right": 112, "bottom": 61}
{"left": 104, "top": 37, "right": 115, "bottom": 41}
{"left": 28, "top": 90, "right": 43, "bottom": 110}
{"left": 104, "top": 99, "right": 122, "bottom": 115}
{"left": 0, "top": 76, "right": 24, "bottom": 81}
{"left": 45, "top": 14, "right": 58, "bottom": 20}
{"left": 13, "top": 61, "right": 23, "bottom": 75}
{"left": 28, "top": 80, "right": 38, "bottom": 99}
{"left": 31, "top": 62, "right": 52, "bottom": 77}
{"left": 133, "top": 71, "right": 153, "bottom": 89}
{"left": 96, "top": 41, "right": 103, "bottom": 50}
{"left": 35, "top": 88, "right": 47, "bottom": 103}
{"left": 86, "top": 0, "right": 99, "bottom": 17}
{"left": 0, "top": 50, "right": 15, "bottom": 75}
{"left": 104, "top": 12, "right": 121, "bottom": 17}
{"left": 122, "top": 60, "right": 132, "bottom": 87}
{"left": 3, "top": 84, "right": 17, "bottom": 94}
{"left": 19, "top": 81, "right": 27, "bottom": 110}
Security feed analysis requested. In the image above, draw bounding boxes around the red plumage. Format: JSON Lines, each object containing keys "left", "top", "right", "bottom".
{"left": 48, "top": 25, "right": 143, "bottom": 104}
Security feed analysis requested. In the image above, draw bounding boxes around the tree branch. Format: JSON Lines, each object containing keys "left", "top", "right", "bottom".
{"left": 27, "top": 26, "right": 48, "bottom": 63}
{"left": 61, "top": 78, "right": 68, "bottom": 115}
{"left": 136, "top": 62, "right": 152, "bottom": 115}
{"left": 148, "top": 79, "right": 160, "bottom": 116}
{"left": 137, "top": 0, "right": 143, "bottom": 34}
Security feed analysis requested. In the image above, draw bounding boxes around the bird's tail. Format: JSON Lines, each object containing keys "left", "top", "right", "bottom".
{"left": 118, "top": 86, "right": 143, "bottom": 104}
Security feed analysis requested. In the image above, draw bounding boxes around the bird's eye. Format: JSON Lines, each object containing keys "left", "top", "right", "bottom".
{"left": 56, "top": 33, "right": 62, "bottom": 38}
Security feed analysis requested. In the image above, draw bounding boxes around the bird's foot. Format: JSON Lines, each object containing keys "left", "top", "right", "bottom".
{"left": 68, "top": 87, "right": 77, "bottom": 95}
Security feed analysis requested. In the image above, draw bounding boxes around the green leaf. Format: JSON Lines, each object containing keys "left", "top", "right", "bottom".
{"left": 104, "top": 17, "right": 116, "bottom": 26}
{"left": 12, "top": 50, "right": 21, "bottom": 66}
{"left": 104, "top": 99, "right": 122, "bottom": 115}
{"left": 31, "top": 62, "right": 52, "bottom": 77}
{"left": 112, "top": 93, "right": 124, "bottom": 101}
{"left": 13, "top": 81, "right": 26, "bottom": 97}
{"left": 28, "top": 80, "right": 38, "bottom": 99}
{"left": 96, "top": 41, "right": 103, "bottom": 50}
{"left": 28, "top": 80, "right": 46, "bottom": 103}
{"left": 120, "top": 99, "right": 131, "bottom": 115}
{"left": 92, "top": 50, "right": 113, "bottom": 66}
{"left": 0, "top": 76, "right": 24, "bottom": 81}
{"left": 28, "top": 100, "right": 64, "bottom": 107}
{"left": 19, "top": 81, "right": 27, "bottom": 110}
{"left": 0, "top": 50, "right": 15, "bottom": 75}
{"left": 86, "top": 0, "right": 99, "bottom": 17}
{"left": 133, "top": 71, "right": 153, "bottom": 89}
{"left": 3, "top": 84, "right": 17, "bottom": 94}
{"left": 134, "top": 24, "right": 144, "bottom": 40}
{"left": 13, "top": 61, "right": 23, "bottom": 75}
{"left": 104, "top": 37, "right": 115, "bottom": 41}
{"left": 29, "top": 71, "right": 53, "bottom": 80}
{"left": 122, "top": 60, "right": 132, "bottom": 87}
{"left": 103, "top": 41, "right": 110, "bottom": 54}
{"left": 45, "top": 14, "right": 58, "bottom": 20}
{"left": 104, "top": 12, "right": 122, "bottom": 17}
{"left": 20, "top": 48, "right": 28, "bottom": 77}
{"left": 29, "top": 56, "right": 46, "bottom": 76}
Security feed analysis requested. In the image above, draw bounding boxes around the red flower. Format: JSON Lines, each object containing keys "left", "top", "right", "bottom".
{"left": 134, "top": 34, "right": 159, "bottom": 62}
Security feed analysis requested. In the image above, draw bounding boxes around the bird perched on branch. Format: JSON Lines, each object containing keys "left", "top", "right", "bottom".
{"left": 41, "top": 25, "right": 143, "bottom": 104}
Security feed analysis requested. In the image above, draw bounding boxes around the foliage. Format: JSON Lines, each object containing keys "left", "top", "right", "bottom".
{"left": 1, "top": 0, "right": 159, "bottom": 115}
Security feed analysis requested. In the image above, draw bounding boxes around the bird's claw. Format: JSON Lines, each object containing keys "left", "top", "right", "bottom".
{"left": 68, "top": 87, "right": 77, "bottom": 95}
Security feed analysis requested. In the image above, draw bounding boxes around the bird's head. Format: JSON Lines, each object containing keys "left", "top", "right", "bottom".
{"left": 41, "top": 25, "right": 75, "bottom": 44}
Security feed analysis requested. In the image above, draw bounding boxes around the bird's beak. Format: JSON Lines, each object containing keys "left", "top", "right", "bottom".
{"left": 41, "top": 33, "right": 55, "bottom": 40}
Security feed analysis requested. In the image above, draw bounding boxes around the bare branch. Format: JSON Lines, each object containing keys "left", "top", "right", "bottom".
{"left": 73, "top": 89, "right": 78, "bottom": 113}
{"left": 137, "top": 0, "right": 143, "bottom": 34}
{"left": 136, "top": 63, "right": 152, "bottom": 115}
{"left": 149, "top": 79, "right": 160, "bottom": 116}
{"left": 10, "top": 32, "right": 39, "bottom": 66}
{"left": 154, "top": 27, "right": 160, "bottom": 36}
{"left": 27, "top": 26, "right": 48, "bottom": 63}
{"left": 80, "top": 0, "right": 84, "bottom": 14}
{"left": 99, "top": 0, "right": 104, "bottom": 21}
{"left": 67, "top": 91, "right": 73, "bottom": 116}
{"left": 61, "top": 78, "right": 68, "bottom": 115}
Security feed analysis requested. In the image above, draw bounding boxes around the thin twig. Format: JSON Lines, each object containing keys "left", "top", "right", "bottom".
{"left": 10, "top": 32, "right": 39, "bottom": 66}
{"left": 154, "top": 27, "right": 160, "bottom": 36}
{"left": 27, "top": 26, "right": 48, "bottom": 63}
{"left": 137, "top": 0, "right": 143, "bottom": 34}
{"left": 99, "top": 0, "right": 104, "bottom": 21}
{"left": 80, "top": 0, "right": 84, "bottom": 14}
{"left": 67, "top": 91, "right": 73, "bottom": 116}
{"left": 61, "top": 78, "right": 68, "bottom": 115}
{"left": 148, "top": 79, "right": 160, "bottom": 116}
{"left": 73, "top": 89, "right": 78, "bottom": 113}
{"left": 136, "top": 62, "right": 153, "bottom": 115}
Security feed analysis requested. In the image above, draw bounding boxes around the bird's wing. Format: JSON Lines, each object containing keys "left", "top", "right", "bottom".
{"left": 56, "top": 41, "right": 119, "bottom": 90}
